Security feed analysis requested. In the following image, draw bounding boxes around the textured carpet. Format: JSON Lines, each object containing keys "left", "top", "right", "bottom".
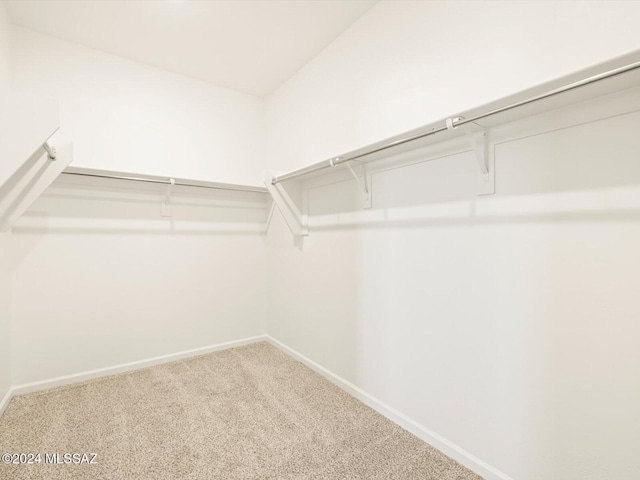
{"left": 0, "top": 342, "right": 482, "bottom": 479}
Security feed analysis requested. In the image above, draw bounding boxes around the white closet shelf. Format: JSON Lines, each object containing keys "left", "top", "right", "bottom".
{"left": 61, "top": 167, "right": 268, "bottom": 194}
{"left": 265, "top": 52, "right": 640, "bottom": 237}
{"left": 56, "top": 167, "right": 269, "bottom": 220}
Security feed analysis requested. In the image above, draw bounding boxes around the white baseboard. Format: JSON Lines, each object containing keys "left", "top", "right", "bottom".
{"left": 266, "top": 335, "right": 513, "bottom": 480}
{"left": 1, "top": 334, "right": 267, "bottom": 416}
{"left": 0, "top": 387, "right": 12, "bottom": 418}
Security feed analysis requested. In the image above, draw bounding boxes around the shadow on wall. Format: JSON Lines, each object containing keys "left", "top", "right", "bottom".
{"left": 0, "top": 145, "right": 52, "bottom": 229}
{"left": 7, "top": 174, "right": 271, "bottom": 293}
{"left": 10, "top": 176, "right": 269, "bottom": 236}
{"left": 306, "top": 109, "right": 640, "bottom": 232}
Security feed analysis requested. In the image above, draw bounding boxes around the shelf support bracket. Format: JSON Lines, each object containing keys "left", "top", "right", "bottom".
{"left": 345, "top": 161, "right": 371, "bottom": 208}
{"left": 264, "top": 172, "right": 308, "bottom": 237}
{"left": 446, "top": 116, "right": 494, "bottom": 195}
{"left": 161, "top": 178, "right": 175, "bottom": 217}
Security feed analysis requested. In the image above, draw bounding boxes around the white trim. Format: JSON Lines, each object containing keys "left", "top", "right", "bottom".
{"left": 0, "top": 388, "right": 12, "bottom": 418}
{"left": 2, "top": 335, "right": 267, "bottom": 411}
{"left": 266, "top": 335, "right": 513, "bottom": 480}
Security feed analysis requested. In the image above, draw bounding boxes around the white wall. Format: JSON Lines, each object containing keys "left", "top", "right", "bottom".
{"left": 1, "top": 14, "right": 270, "bottom": 396}
{"left": 9, "top": 177, "right": 268, "bottom": 385}
{"left": 266, "top": 2, "right": 640, "bottom": 479}
{"left": 11, "top": 26, "right": 265, "bottom": 186}
{"left": 0, "top": 1, "right": 12, "bottom": 407}
{"left": 2, "top": 21, "right": 270, "bottom": 390}
{"left": 0, "top": 1, "right": 10, "bottom": 89}
{"left": 267, "top": 91, "right": 640, "bottom": 480}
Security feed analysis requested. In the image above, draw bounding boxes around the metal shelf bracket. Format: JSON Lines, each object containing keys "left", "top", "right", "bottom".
{"left": 345, "top": 161, "right": 371, "bottom": 208}
{"left": 161, "top": 178, "right": 175, "bottom": 217}
{"left": 446, "top": 117, "right": 495, "bottom": 195}
{"left": 264, "top": 172, "right": 308, "bottom": 237}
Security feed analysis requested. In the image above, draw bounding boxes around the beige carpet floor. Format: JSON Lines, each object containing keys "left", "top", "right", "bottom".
{"left": 0, "top": 342, "right": 482, "bottom": 479}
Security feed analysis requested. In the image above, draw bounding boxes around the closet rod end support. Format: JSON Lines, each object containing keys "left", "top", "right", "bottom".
{"left": 43, "top": 142, "right": 57, "bottom": 161}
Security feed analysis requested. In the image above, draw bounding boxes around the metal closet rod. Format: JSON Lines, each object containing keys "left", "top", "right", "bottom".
{"left": 272, "top": 59, "right": 640, "bottom": 185}
{"left": 61, "top": 171, "right": 267, "bottom": 194}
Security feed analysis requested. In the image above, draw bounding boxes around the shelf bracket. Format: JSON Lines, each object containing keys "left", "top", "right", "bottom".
{"left": 345, "top": 161, "right": 371, "bottom": 208}
{"left": 264, "top": 172, "right": 308, "bottom": 237}
{"left": 446, "top": 116, "right": 494, "bottom": 195}
{"left": 161, "top": 178, "right": 175, "bottom": 217}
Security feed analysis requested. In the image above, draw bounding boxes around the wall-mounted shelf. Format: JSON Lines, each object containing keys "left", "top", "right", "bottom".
{"left": 265, "top": 54, "right": 640, "bottom": 238}
{"left": 61, "top": 167, "right": 268, "bottom": 194}
{"left": 13, "top": 166, "right": 270, "bottom": 234}
{"left": 59, "top": 167, "right": 269, "bottom": 219}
